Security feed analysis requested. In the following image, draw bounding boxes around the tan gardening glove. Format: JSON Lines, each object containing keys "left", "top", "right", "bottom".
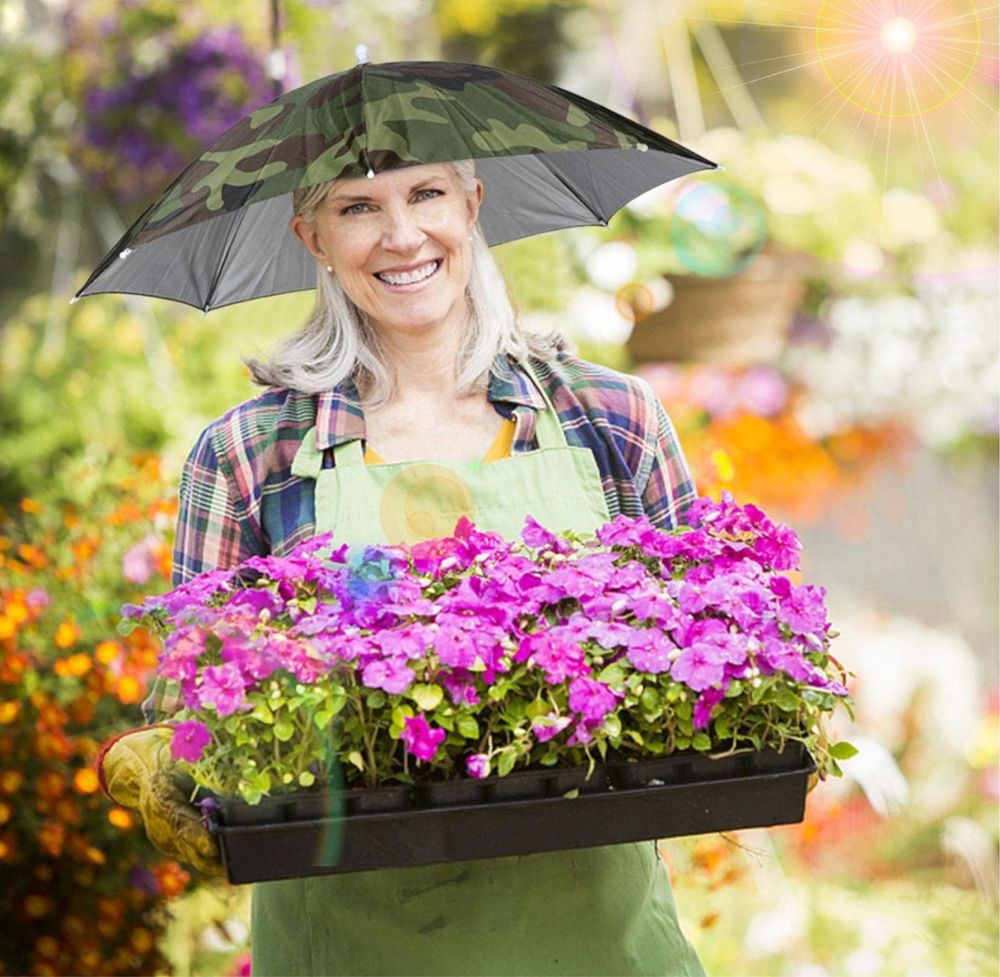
{"left": 97, "top": 725, "right": 225, "bottom": 876}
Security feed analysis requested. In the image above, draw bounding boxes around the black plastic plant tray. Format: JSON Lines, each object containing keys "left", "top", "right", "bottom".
{"left": 208, "top": 744, "right": 815, "bottom": 885}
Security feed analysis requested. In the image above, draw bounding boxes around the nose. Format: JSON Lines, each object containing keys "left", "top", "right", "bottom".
{"left": 379, "top": 202, "right": 425, "bottom": 254}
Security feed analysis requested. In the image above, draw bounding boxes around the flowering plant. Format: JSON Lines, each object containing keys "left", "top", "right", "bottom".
{"left": 0, "top": 455, "right": 192, "bottom": 976}
{"left": 126, "top": 496, "right": 853, "bottom": 805}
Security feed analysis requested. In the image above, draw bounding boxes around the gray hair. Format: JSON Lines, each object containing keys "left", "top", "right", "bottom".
{"left": 245, "top": 160, "right": 566, "bottom": 407}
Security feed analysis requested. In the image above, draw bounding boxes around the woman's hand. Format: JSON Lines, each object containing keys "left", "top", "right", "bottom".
{"left": 98, "top": 726, "right": 225, "bottom": 876}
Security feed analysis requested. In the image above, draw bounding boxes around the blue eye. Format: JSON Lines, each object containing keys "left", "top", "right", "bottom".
{"left": 340, "top": 187, "right": 444, "bottom": 215}
{"left": 415, "top": 189, "right": 443, "bottom": 201}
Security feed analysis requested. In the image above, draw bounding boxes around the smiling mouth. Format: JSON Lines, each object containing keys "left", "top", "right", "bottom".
{"left": 374, "top": 259, "right": 442, "bottom": 287}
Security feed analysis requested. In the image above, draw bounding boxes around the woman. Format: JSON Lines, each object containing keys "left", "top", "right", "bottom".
{"left": 100, "top": 158, "right": 705, "bottom": 976}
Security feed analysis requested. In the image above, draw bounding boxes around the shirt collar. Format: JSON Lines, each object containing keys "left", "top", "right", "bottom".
{"left": 313, "top": 353, "right": 546, "bottom": 450}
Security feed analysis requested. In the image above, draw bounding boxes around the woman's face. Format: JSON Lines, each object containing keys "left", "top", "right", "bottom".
{"left": 292, "top": 162, "right": 483, "bottom": 340}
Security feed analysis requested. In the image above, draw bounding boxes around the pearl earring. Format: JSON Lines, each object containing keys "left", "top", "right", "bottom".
{"left": 326, "top": 265, "right": 333, "bottom": 273}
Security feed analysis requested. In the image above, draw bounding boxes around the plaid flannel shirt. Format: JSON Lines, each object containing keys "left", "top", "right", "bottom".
{"left": 142, "top": 350, "right": 694, "bottom": 721}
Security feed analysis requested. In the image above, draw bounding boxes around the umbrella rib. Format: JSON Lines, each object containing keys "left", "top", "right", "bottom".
{"left": 203, "top": 196, "right": 255, "bottom": 312}
{"left": 536, "top": 154, "right": 604, "bottom": 224}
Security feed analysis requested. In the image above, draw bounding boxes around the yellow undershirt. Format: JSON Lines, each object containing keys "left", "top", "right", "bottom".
{"left": 364, "top": 416, "right": 516, "bottom": 465}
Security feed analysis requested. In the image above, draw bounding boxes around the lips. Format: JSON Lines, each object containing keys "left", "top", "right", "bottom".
{"left": 372, "top": 258, "right": 442, "bottom": 291}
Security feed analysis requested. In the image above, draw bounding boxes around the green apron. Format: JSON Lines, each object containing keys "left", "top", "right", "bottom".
{"left": 252, "top": 361, "right": 705, "bottom": 977}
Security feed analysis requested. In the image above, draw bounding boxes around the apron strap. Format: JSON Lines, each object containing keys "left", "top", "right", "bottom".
{"left": 294, "top": 360, "right": 568, "bottom": 476}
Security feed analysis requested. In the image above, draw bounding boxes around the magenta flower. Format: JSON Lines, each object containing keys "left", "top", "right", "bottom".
{"left": 624, "top": 629, "right": 675, "bottom": 674}
{"left": 400, "top": 715, "right": 446, "bottom": 762}
{"left": 670, "top": 644, "right": 727, "bottom": 692}
{"left": 170, "top": 720, "right": 212, "bottom": 762}
{"left": 521, "top": 515, "right": 574, "bottom": 553}
{"left": 361, "top": 657, "right": 415, "bottom": 695}
{"left": 568, "top": 676, "right": 620, "bottom": 726}
{"left": 532, "top": 714, "right": 572, "bottom": 742}
{"left": 197, "top": 662, "right": 248, "bottom": 716}
{"left": 466, "top": 754, "right": 491, "bottom": 779}
{"left": 692, "top": 687, "right": 726, "bottom": 729}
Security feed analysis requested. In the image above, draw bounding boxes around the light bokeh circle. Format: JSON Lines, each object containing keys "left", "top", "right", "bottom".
{"left": 379, "top": 464, "right": 476, "bottom": 543}
{"left": 671, "top": 182, "right": 767, "bottom": 277}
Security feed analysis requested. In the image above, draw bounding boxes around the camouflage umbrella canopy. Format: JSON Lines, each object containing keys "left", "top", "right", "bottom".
{"left": 75, "top": 58, "right": 718, "bottom": 312}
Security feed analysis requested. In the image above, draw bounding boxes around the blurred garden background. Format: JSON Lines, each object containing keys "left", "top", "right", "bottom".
{"left": 0, "top": 0, "right": 997, "bottom": 974}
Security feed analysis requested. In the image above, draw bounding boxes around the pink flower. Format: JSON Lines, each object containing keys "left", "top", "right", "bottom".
{"left": 170, "top": 720, "right": 212, "bottom": 762}
{"left": 466, "top": 754, "right": 491, "bottom": 779}
{"left": 400, "top": 715, "right": 446, "bottom": 762}
{"left": 122, "top": 534, "right": 165, "bottom": 585}
{"left": 361, "top": 657, "right": 415, "bottom": 695}
{"left": 197, "top": 662, "right": 247, "bottom": 716}
{"left": 568, "top": 676, "right": 620, "bottom": 726}
{"left": 531, "top": 714, "right": 572, "bottom": 742}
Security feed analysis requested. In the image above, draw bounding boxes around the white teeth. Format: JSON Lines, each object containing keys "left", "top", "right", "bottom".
{"left": 376, "top": 260, "right": 439, "bottom": 286}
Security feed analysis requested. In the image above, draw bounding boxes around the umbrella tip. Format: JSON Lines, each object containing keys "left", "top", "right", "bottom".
{"left": 69, "top": 295, "right": 79, "bottom": 305}
{"left": 355, "top": 44, "right": 370, "bottom": 65}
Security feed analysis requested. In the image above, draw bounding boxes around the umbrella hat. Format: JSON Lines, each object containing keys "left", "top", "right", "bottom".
{"left": 75, "top": 58, "right": 718, "bottom": 312}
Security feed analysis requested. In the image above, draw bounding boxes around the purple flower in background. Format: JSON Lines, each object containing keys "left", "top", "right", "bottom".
{"left": 568, "top": 676, "right": 620, "bottom": 726}
{"left": 466, "top": 754, "right": 491, "bottom": 779}
{"left": 670, "top": 644, "right": 727, "bottom": 692}
{"left": 122, "top": 534, "right": 165, "bottom": 585}
{"left": 400, "top": 715, "right": 446, "bottom": 762}
{"left": 170, "top": 720, "right": 212, "bottom": 763}
{"left": 197, "top": 663, "right": 247, "bottom": 716}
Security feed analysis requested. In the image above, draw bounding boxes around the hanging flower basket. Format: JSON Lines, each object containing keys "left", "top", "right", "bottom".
{"left": 626, "top": 248, "right": 810, "bottom": 366}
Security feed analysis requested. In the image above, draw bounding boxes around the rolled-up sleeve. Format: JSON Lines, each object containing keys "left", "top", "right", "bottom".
{"left": 634, "top": 378, "right": 696, "bottom": 529}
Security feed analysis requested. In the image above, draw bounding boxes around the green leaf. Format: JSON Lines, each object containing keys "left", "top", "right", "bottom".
{"left": 457, "top": 715, "right": 480, "bottom": 739}
{"left": 597, "top": 663, "right": 626, "bottom": 687}
{"left": 274, "top": 717, "right": 295, "bottom": 742}
{"left": 562, "top": 788, "right": 580, "bottom": 800}
{"left": 347, "top": 750, "right": 365, "bottom": 772}
{"left": 298, "top": 771, "right": 316, "bottom": 787}
{"left": 410, "top": 684, "right": 443, "bottom": 711}
{"left": 641, "top": 688, "right": 661, "bottom": 711}
{"left": 366, "top": 690, "right": 387, "bottom": 709}
{"left": 496, "top": 748, "right": 516, "bottom": 777}
{"left": 251, "top": 702, "right": 275, "bottom": 724}
{"left": 602, "top": 714, "right": 622, "bottom": 739}
{"left": 828, "top": 741, "right": 859, "bottom": 760}
{"left": 692, "top": 732, "right": 712, "bottom": 751}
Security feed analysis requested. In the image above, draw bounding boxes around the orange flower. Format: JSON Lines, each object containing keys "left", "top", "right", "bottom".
{"left": 0, "top": 769, "right": 24, "bottom": 794}
{"left": 34, "top": 936, "right": 60, "bottom": 959}
{"left": 128, "top": 928, "right": 154, "bottom": 954}
{"left": 108, "top": 807, "right": 133, "bottom": 830}
{"left": 153, "top": 860, "right": 191, "bottom": 898}
{"left": 4, "top": 597, "right": 28, "bottom": 624}
{"left": 0, "top": 702, "right": 20, "bottom": 724}
{"left": 95, "top": 640, "right": 120, "bottom": 665}
{"left": 36, "top": 770, "right": 65, "bottom": 800}
{"left": 22, "top": 893, "right": 53, "bottom": 919}
{"left": 0, "top": 832, "right": 16, "bottom": 860}
{"left": 72, "top": 767, "right": 100, "bottom": 795}
{"left": 19, "top": 498, "right": 43, "bottom": 515}
{"left": 37, "top": 821, "right": 66, "bottom": 857}
{"left": 0, "top": 800, "right": 12, "bottom": 824}
{"left": 0, "top": 616, "right": 14, "bottom": 640}
{"left": 115, "top": 675, "right": 144, "bottom": 705}
{"left": 53, "top": 653, "right": 92, "bottom": 678}
{"left": 16, "top": 544, "right": 46, "bottom": 570}
{"left": 53, "top": 620, "right": 80, "bottom": 649}
{"left": 62, "top": 914, "right": 87, "bottom": 939}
